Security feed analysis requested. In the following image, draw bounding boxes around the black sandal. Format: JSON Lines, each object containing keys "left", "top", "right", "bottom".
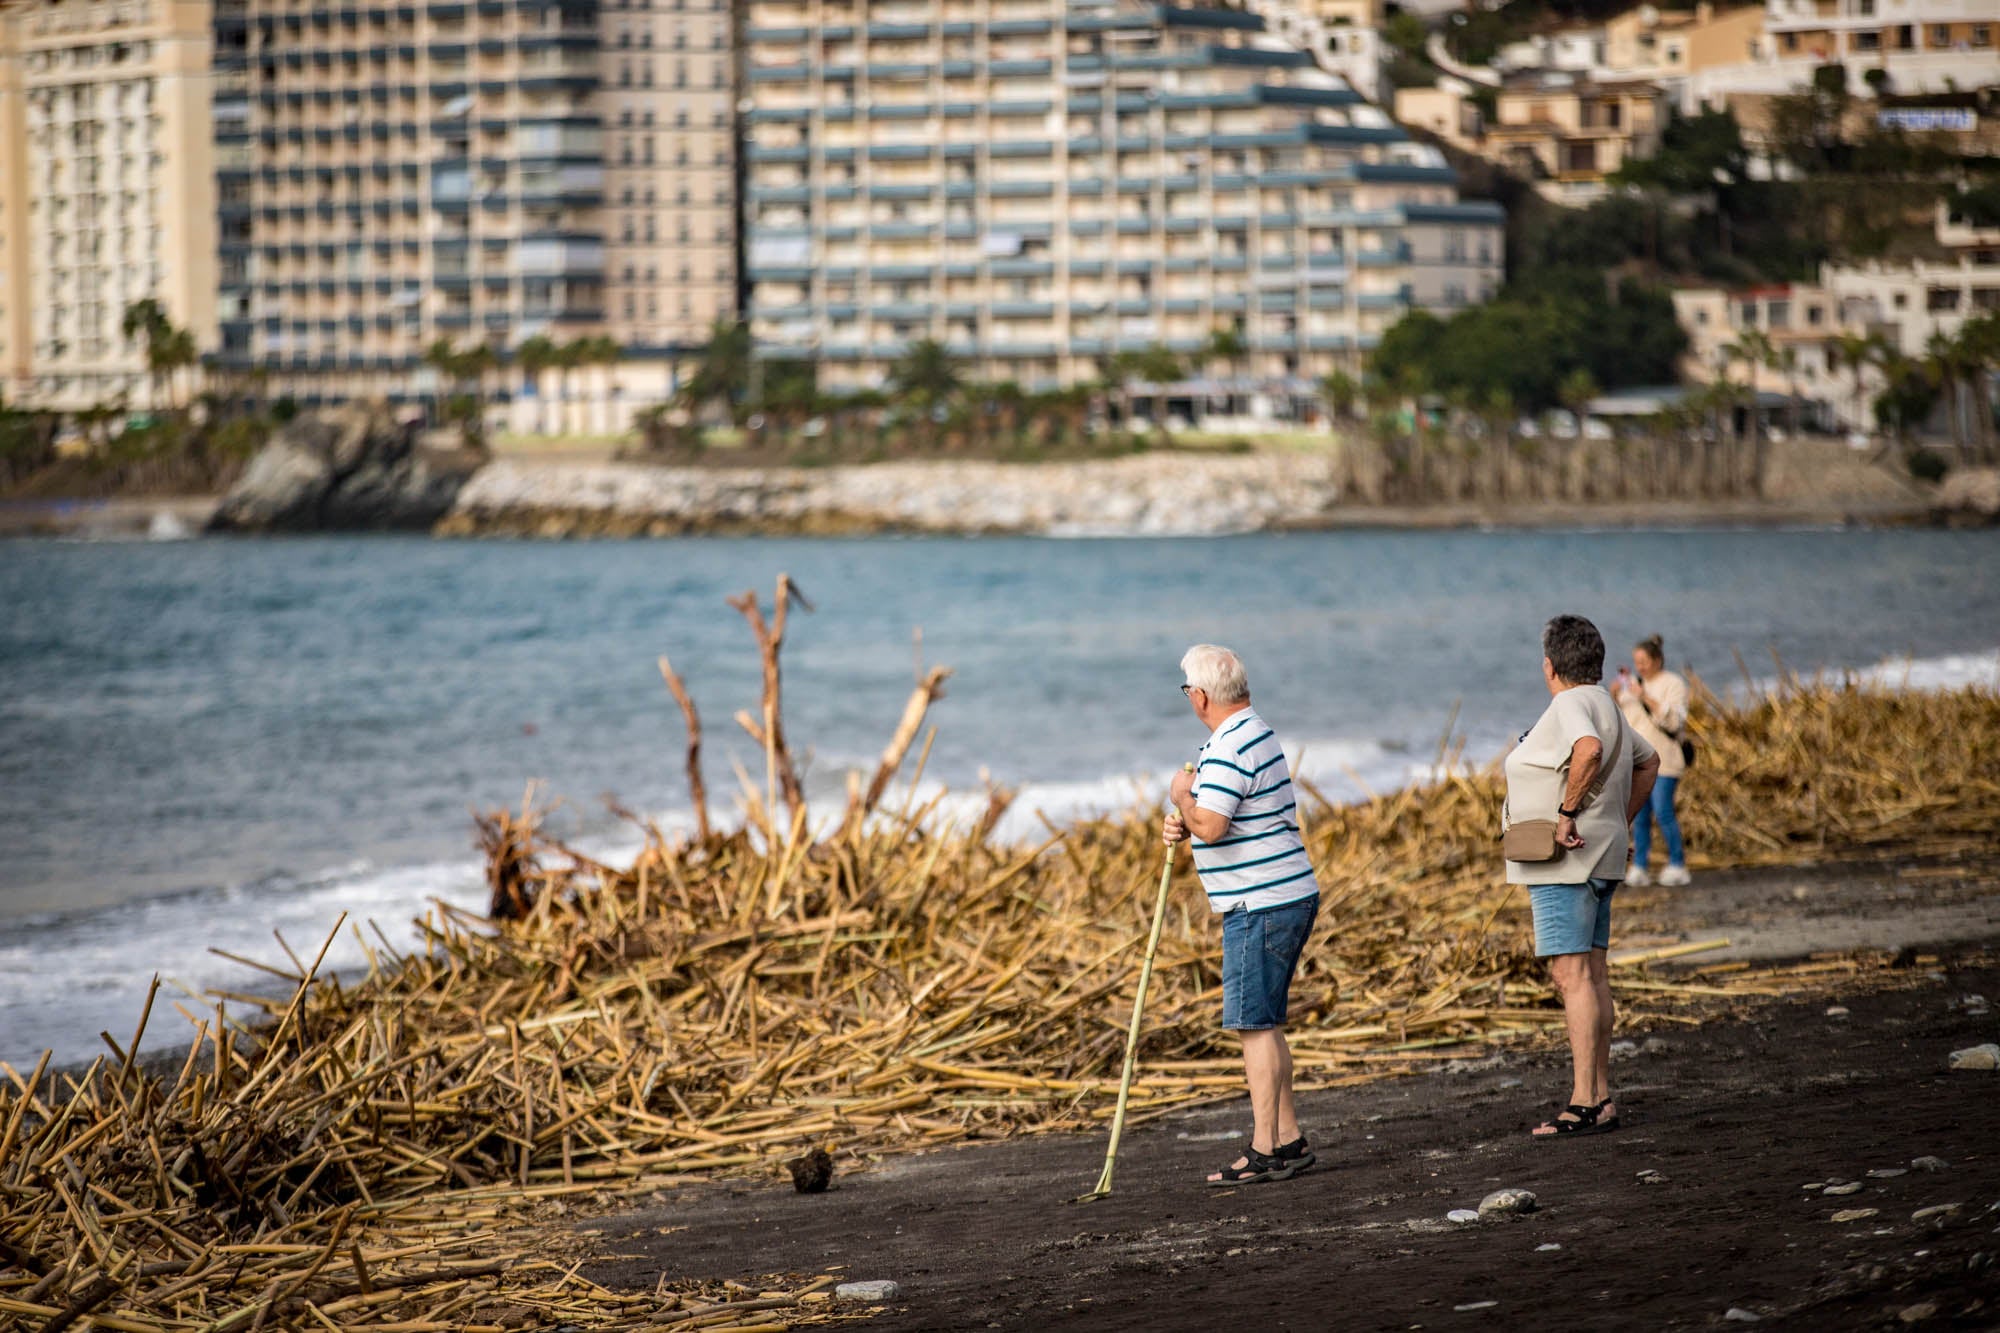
{"left": 1532, "top": 1099, "right": 1617, "bottom": 1138}
{"left": 1205, "top": 1144, "right": 1296, "bottom": 1186}
{"left": 1274, "top": 1134, "right": 1316, "bottom": 1173}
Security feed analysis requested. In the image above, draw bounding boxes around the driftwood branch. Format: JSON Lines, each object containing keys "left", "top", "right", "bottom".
{"left": 840, "top": 665, "right": 953, "bottom": 838}
{"left": 726, "top": 574, "right": 812, "bottom": 825}
{"left": 657, "top": 654, "right": 711, "bottom": 842}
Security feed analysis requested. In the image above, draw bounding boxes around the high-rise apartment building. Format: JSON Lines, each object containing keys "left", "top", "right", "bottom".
{"left": 219, "top": 0, "right": 735, "bottom": 433}
{"left": 0, "top": 0, "right": 217, "bottom": 412}
{"left": 740, "top": 0, "right": 1502, "bottom": 394}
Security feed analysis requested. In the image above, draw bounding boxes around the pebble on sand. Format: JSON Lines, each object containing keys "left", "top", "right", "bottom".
{"left": 1911, "top": 1203, "right": 1963, "bottom": 1223}
{"left": 1911, "top": 1156, "right": 1951, "bottom": 1172}
{"left": 1447, "top": 1209, "right": 1482, "bottom": 1225}
{"left": 1636, "top": 1169, "right": 1667, "bottom": 1185}
{"left": 1723, "top": 1308, "right": 1764, "bottom": 1322}
{"left": 1536, "top": 1243, "right": 1563, "bottom": 1252}
{"left": 1947, "top": 1043, "right": 2000, "bottom": 1070}
{"left": 1478, "top": 1189, "right": 1538, "bottom": 1220}
{"left": 1824, "top": 1181, "right": 1865, "bottom": 1196}
{"left": 1829, "top": 1208, "right": 1880, "bottom": 1222}
{"left": 1453, "top": 1301, "right": 1498, "bottom": 1312}
{"left": 1899, "top": 1303, "right": 1939, "bottom": 1323}
{"left": 1825, "top": 1006, "right": 1851, "bottom": 1018}
{"left": 834, "top": 1281, "right": 903, "bottom": 1303}
{"left": 1867, "top": 1168, "right": 1909, "bottom": 1179}
{"left": 1609, "top": 1040, "right": 1640, "bottom": 1059}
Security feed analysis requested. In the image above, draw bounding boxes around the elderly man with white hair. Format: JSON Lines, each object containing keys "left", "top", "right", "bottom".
{"left": 1164, "top": 644, "right": 1321, "bottom": 1186}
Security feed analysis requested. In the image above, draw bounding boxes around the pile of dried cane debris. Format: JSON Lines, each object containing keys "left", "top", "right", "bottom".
{"left": 4, "top": 577, "right": 1994, "bottom": 1330}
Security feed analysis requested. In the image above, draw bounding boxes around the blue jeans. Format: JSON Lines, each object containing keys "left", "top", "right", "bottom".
{"left": 1631, "top": 775, "right": 1683, "bottom": 870}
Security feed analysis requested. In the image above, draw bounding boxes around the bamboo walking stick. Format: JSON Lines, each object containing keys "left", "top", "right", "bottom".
{"left": 1075, "top": 763, "right": 1192, "bottom": 1203}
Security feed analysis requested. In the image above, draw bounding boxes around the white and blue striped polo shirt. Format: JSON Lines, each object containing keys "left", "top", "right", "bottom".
{"left": 1190, "top": 707, "right": 1319, "bottom": 914}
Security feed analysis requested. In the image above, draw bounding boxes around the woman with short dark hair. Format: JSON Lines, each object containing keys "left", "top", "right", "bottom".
{"left": 1502, "top": 615, "right": 1661, "bottom": 1138}
{"left": 1615, "top": 634, "right": 1691, "bottom": 887}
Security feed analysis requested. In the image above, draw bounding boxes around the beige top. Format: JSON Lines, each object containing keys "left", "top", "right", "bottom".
{"left": 1618, "top": 669, "right": 1689, "bottom": 779}
{"left": 1503, "top": 683, "right": 1658, "bottom": 885}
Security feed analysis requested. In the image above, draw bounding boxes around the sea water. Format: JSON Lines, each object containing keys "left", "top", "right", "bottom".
{"left": 3, "top": 528, "right": 1997, "bottom": 1064}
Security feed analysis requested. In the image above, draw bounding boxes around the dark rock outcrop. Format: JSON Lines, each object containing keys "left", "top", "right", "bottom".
{"left": 209, "top": 403, "right": 482, "bottom": 532}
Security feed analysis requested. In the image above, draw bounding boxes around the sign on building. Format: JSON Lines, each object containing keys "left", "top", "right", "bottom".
{"left": 1876, "top": 108, "right": 1977, "bottom": 133}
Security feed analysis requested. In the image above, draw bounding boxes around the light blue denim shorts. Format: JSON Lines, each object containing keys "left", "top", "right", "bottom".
{"left": 1527, "top": 878, "right": 1617, "bottom": 957}
{"left": 1220, "top": 895, "right": 1318, "bottom": 1030}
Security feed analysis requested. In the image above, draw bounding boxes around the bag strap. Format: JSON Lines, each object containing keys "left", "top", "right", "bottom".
{"left": 1581, "top": 717, "right": 1625, "bottom": 809}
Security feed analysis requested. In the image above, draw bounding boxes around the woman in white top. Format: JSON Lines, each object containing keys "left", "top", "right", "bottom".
{"left": 1503, "top": 615, "right": 1660, "bottom": 1139}
{"left": 1614, "top": 634, "right": 1691, "bottom": 887}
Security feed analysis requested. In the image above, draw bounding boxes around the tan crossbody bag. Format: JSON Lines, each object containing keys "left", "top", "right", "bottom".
{"left": 1501, "top": 718, "right": 1626, "bottom": 864}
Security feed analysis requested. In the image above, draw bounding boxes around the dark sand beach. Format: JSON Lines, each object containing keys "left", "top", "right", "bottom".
{"left": 586, "top": 853, "right": 2000, "bottom": 1331}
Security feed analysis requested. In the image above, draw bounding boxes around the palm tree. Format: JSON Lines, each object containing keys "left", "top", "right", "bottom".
{"left": 423, "top": 338, "right": 496, "bottom": 448}
{"left": 888, "top": 338, "right": 962, "bottom": 448}
{"left": 1203, "top": 324, "right": 1249, "bottom": 418}
{"left": 1723, "top": 329, "right": 1777, "bottom": 493}
{"left": 1318, "top": 369, "right": 1359, "bottom": 423}
{"left": 680, "top": 318, "right": 754, "bottom": 427}
{"left": 121, "top": 299, "right": 198, "bottom": 411}
{"left": 515, "top": 334, "right": 560, "bottom": 434}
{"left": 1956, "top": 312, "right": 2000, "bottom": 463}
{"left": 1829, "top": 331, "right": 1884, "bottom": 436}
{"left": 1925, "top": 329, "right": 1979, "bottom": 463}
{"left": 579, "top": 335, "right": 624, "bottom": 434}
{"left": 1115, "top": 343, "right": 1185, "bottom": 442}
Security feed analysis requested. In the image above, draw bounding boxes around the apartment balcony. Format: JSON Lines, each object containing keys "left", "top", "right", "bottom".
{"left": 1355, "top": 245, "right": 1412, "bottom": 267}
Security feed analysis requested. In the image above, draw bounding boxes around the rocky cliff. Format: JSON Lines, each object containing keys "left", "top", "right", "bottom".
{"left": 209, "top": 404, "right": 481, "bottom": 533}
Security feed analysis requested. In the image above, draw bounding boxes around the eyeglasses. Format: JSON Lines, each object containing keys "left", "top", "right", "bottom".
{"left": 1180, "top": 683, "right": 1197, "bottom": 696}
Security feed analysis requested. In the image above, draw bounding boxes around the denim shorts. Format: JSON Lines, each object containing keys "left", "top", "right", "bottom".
{"left": 1527, "top": 879, "right": 1617, "bottom": 957}
{"left": 1220, "top": 895, "right": 1318, "bottom": 1031}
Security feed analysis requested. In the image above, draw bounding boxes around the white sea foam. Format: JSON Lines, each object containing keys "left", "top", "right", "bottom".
{"left": 1736, "top": 646, "right": 2000, "bottom": 699}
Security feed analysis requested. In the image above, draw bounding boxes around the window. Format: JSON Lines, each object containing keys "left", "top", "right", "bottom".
{"left": 1927, "top": 286, "right": 1960, "bottom": 312}
{"left": 1974, "top": 24, "right": 1991, "bottom": 47}
{"left": 1931, "top": 24, "right": 1950, "bottom": 46}
{"left": 1853, "top": 30, "right": 1879, "bottom": 51}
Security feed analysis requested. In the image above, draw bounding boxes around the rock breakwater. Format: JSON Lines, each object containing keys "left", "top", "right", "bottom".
{"left": 436, "top": 451, "right": 1344, "bottom": 538}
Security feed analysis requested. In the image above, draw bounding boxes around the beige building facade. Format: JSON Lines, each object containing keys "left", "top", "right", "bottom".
{"left": 1675, "top": 205, "right": 2000, "bottom": 432}
{"left": 1685, "top": 0, "right": 1998, "bottom": 106}
{"left": 0, "top": 0, "right": 217, "bottom": 413}
{"left": 741, "top": 0, "right": 1505, "bottom": 396}
{"left": 1603, "top": 2, "right": 1767, "bottom": 82}
{"left": 218, "top": 0, "right": 736, "bottom": 436}
{"left": 1485, "top": 72, "right": 1667, "bottom": 204}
